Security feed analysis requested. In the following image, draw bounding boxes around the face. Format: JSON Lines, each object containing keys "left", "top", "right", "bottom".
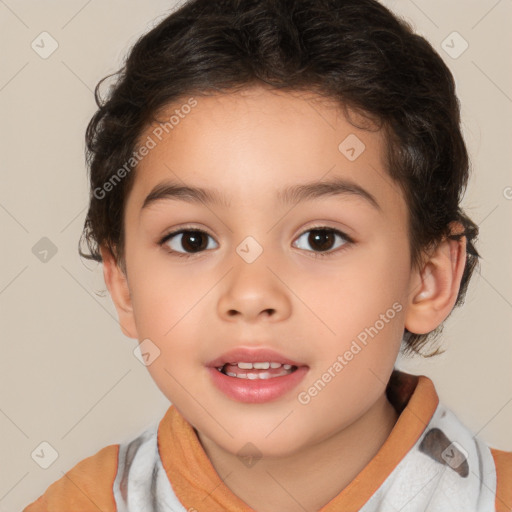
{"left": 115, "top": 85, "right": 418, "bottom": 458}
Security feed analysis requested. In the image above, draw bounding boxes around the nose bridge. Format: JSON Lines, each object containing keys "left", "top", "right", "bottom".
{"left": 217, "top": 233, "right": 291, "bottom": 321}
{"left": 232, "top": 233, "right": 279, "bottom": 293}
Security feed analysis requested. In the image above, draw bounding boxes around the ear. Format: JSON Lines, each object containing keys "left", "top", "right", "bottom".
{"left": 404, "top": 223, "right": 467, "bottom": 335}
{"left": 100, "top": 245, "right": 138, "bottom": 339}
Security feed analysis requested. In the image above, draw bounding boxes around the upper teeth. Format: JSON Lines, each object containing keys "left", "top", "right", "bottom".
{"left": 233, "top": 362, "right": 292, "bottom": 370}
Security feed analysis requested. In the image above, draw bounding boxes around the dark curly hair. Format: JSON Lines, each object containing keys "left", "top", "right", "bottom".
{"left": 79, "top": 0, "right": 480, "bottom": 357}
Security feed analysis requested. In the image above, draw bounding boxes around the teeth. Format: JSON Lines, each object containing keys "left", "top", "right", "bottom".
{"left": 222, "top": 367, "right": 295, "bottom": 380}
{"left": 253, "top": 362, "right": 270, "bottom": 369}
{"left": 236, "top": 361, "right": 286, "bottom": 369}
{"left": 215, "top": 361, "right": 299, "bottom": 379}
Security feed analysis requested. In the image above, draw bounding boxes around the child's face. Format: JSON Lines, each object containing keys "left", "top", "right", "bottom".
{"left": 114, "top": 85, "right": 420, "bottom": 457}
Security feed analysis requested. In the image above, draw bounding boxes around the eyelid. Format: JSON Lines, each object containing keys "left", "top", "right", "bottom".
{"left": 158, "top": 226, "right": 217, "bottom": 248}
{"left": 295, "top": 223, "right": 354, "bottom": 243}
{"left": 159, "top": 224, "right": 214, "bottom": 241}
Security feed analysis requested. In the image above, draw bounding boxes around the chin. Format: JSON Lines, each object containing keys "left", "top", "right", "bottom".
{"left": 214, "top": 428, "right": 308, "bottom": 461}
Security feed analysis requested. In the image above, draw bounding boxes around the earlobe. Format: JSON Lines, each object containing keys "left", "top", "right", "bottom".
{"left": 405, "top": 225, "right": 467, "bottom": 335}
{"left": 100, "top": 245, "right": 139, "bottom": 339}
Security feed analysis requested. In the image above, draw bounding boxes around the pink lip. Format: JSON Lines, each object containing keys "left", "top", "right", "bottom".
{"left": 207, "top": 366, "right": 308, "bottom": 403}
{"left": 206, "top": 347, "right": 308, "bottom": 403}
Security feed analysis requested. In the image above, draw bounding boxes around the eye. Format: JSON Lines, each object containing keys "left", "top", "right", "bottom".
{"left": 159, "top": 228, "right": 218, "bottom": 258}
{"left": 158, "top": 225, "right": 353, "bottom": 259}
{"left": 293, "top": 227, "right": 352, "bottom": 258}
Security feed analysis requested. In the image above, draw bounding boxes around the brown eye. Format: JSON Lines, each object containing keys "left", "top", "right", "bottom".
{"left": 293, "top": 227, "right": 350, "bottom": 256}
{"left": 308, "top": 230, "right": 336, "bottom": 251}
{"left": 161, "top": 229, "right": 218, "bottom": 256}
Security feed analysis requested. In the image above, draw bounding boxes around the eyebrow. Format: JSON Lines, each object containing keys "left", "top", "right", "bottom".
{"left": 141, "top": 177, "right": 381, "bottom": 212}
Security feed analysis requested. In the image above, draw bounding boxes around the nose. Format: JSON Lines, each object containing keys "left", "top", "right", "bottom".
{"left": 217, "top": 255, "right": 292, "bottom": 324}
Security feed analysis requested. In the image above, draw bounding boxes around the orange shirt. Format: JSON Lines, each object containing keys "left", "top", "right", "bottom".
{"left": 23, "top": 371, "right": 512, "bottom": 511}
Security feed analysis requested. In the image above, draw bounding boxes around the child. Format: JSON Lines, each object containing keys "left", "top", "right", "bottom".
{"left": 23, "top": 0, "right": 511, "bottom": 510}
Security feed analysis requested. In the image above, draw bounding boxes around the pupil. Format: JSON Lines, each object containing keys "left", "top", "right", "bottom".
{"left": 182, "top": 232, "right": 207, "bottom": 252}
{"left": 309, "top": 229, "right": 334, "bottom": 252}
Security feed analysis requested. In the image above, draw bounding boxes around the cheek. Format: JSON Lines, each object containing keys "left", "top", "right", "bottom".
{"left": 320, "top": 242, "right": 409, "bottom": 329}
{"left": 128, "top": 252, "right": 210, "bottom": 335}
{"left": 300, "top": 244, "right": 408, "bottom": 404}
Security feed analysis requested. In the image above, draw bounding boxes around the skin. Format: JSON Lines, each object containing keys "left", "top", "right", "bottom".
{"left": 101, "top": 85, "right": 466, "bottom": 512}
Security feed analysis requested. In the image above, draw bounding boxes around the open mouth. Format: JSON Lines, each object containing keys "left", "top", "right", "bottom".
{"left": 207, "top": 351, "right": 308, "bottom": 403}
{"left": 216, "top": 362, "right": 298, "bottom": 380}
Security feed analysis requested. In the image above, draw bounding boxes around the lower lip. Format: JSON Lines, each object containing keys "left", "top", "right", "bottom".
{"left": 207, "top": 366, "right": 308, "bottom": 403}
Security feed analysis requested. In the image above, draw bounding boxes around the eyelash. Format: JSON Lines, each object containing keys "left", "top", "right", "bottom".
{"left": 158, "top": 225, "right": 354, "bottom": 259}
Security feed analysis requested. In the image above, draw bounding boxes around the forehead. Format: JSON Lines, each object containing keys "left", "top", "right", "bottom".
{"left": 127, "top": 86, "right": 405, "bottom": 218}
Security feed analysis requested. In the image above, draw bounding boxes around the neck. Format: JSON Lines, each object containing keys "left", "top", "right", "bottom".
{"left": 196, "top": 392, "right": 399, "bottom": 512}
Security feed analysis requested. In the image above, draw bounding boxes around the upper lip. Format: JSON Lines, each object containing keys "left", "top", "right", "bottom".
{"left": 206, "top": 347, "right": 307, "bottom": 368}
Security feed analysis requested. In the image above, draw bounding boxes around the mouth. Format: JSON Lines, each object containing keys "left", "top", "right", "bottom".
{"left": 206, "top": 347, "right": 308, "bottom": 403}
{"left": 215, "top": 361, "right": 298, "bottom": 380}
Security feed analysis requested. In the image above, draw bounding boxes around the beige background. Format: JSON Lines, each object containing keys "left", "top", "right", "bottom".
{"left": 1, "top": 0, "right": 511, "bottom": 509}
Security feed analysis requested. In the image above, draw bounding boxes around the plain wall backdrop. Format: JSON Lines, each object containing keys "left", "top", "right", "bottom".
{"left": 1, "top": 0, "right": 511, "bottom": 510}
